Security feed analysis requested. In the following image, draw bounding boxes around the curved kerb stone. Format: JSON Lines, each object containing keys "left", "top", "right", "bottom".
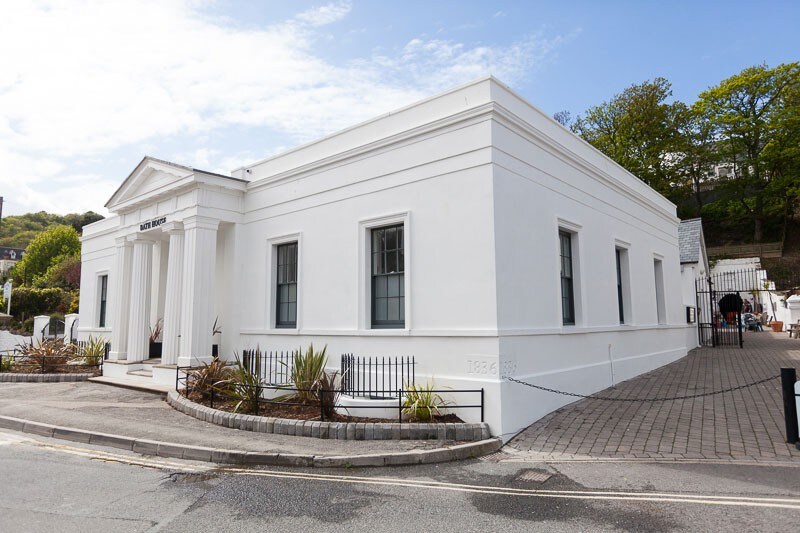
{"left": 0, "top": 373, "right": 95, "bottom": 383}
{"left": 167, "top": 391, "right": 491, "bottom": 442}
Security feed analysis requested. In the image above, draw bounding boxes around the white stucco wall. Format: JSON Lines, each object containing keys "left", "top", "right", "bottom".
{"left": 79, "top": 76, "right": 692, "bottom": 439}
{"left": 77, "top": 216, "right": 118, "bottom": 341}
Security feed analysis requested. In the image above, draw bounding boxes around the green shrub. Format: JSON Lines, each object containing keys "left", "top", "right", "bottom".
{"left": 8, "top": 287, "right": 74, "bottom": 318}
{"left": 221, "top": 355, "right": 263, "bottom": 413}
{"left": 0, "top": 355, "right": 13, "bottom": 372}
{"left": 286, "top": 343, "right": 328, "bottom": 404}
{"left": 316, "top": 370, "right": 340, "bottom": 419}
{"left": 184, "top": 356, "right": 235, "bottom": 401}
{"left": 18, "top": 338, "right": 76, "bottom": 372}
{"left": 403, "top": 382, "right": 448, "bottom": 421}
{"left": 79, "top": 336, "right": 107, "bottom": 365}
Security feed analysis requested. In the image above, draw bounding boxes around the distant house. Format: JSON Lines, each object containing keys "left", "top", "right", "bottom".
{"left": 0, "top": 247, "right": 25, "bottom": 275}
{"left": 678, "top": 218, "right": 708, "bottom": 348}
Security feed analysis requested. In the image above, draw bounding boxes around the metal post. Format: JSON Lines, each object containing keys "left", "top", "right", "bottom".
{"left": 737, "top": 308, "right": 743, "bottom": 348}
{"left": 709, "top": 276, "right": 717, "bottom": 347}
{"left": 781, "top": 368, "right": 799, "bottom": 444}
{"left": 480, "top": 388, "right": 484, "bottom": 422}
{"left": 398, "top": 393, "right": 403, "bottom": 423}
{"left": 320, "top": 386, "right": 325, "bottom": 422}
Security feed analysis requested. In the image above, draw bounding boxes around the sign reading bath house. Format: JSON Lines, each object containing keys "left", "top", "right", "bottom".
{"left": 140, "top": 216, "right": 167, "bottom": 231}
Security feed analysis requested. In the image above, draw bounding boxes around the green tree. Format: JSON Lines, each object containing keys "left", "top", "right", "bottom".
{"left": 10, "top": 225, "right": 81, "bottom": 285}
{"left": 695, "top": 62, "right": 800, "bottom": 242}
{"left": 571, "top": 78, "right": 688, "bottom": 201}
{"left": 0, "top": 211, "right": 103, "bottom": 248}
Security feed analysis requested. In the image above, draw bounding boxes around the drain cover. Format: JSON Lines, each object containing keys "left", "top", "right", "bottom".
{"left": 479, "top": 451, "right": 506, "bottom": 462}
{"left": 515, "top": 469, "right": 552, "bottom": 483}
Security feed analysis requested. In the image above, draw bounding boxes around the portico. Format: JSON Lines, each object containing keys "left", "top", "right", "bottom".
{"left": 93, "top": 157, "right": 246, "bottom": 385}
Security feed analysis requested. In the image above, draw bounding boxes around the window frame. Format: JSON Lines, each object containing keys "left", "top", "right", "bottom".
{"left": 654, "top": 256, "right": 667, "bottom": 324}
{"left": 559, "top": 230, "right": 576, "bottom": 326}
{"left": 275, "top": 241, "right": 298, "bottom": 329}
{"left": 370, "top": 223, "right": 405, "bottom": 329}
{"left": 98, "top": 274, "right": 108, "bottom": 328}
{"left": 613, "top": 242, "right": 633, "bottom": 326}
{"left": 267, "top": 232, "right": 302, "bottom": 331}
{"left": 358, "top": 212, "right": 410, "bottom": 332}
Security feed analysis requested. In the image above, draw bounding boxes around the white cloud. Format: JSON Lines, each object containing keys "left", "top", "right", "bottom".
{"left": 0, "top": 0, "right": 567, "bottom": 215}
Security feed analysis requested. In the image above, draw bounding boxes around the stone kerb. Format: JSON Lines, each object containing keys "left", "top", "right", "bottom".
{"left": 167, "top": 391, "right": 490, "bottom": 442}
{"left": 0, "top": 373, "right": 95, "bottom": 383}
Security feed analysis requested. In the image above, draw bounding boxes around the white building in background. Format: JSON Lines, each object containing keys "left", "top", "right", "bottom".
{"left": 78, "top": 77, "right": 692, "bottom": 439}
{"left": 678, "top": 218, "right": 709, "bottom": 349}
{"left": 0, "top": 247, "right": 25, "bottom": 275}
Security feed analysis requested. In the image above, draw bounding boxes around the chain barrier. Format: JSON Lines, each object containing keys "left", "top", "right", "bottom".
{"left": 505, "top": 374, "right": 780, "bottom": 402}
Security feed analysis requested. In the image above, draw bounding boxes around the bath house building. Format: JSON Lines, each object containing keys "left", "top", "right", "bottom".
{"left": 78, "top": 77, "right": 692, "bottom": 439}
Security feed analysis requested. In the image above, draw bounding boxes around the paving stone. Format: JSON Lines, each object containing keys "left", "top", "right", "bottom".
{"left": 506, "top": 332, "right": 800, "bottom": 462}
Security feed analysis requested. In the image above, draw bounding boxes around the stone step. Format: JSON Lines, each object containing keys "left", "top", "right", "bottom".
{"left": 88, "top": 375, "right": 172, "bottom": 395}
{"left": 127, "top": 369, "right": 153, "bottom": 378}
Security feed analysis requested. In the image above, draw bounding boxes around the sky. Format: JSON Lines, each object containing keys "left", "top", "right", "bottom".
{"left": 1, "top": 0, "right": 798, "bottom": 217}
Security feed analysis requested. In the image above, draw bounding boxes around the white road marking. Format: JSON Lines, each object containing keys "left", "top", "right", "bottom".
{"left": 2, "top": 430, "right": 800, "bottom": 511}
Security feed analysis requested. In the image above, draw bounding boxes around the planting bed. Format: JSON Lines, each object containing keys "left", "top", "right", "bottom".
{"left": 168, "top": 391, "right": 489, "bottom": 441}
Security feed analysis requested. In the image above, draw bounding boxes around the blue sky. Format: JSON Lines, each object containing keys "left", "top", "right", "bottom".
{"left": 1, "top": 0, "right": 797, "bottom": 216}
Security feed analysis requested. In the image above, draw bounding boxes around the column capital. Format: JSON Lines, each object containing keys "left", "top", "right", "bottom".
{"left": 182, "top": 215, "right": 220, "bottom": 232}
{"left": 127, "top": 233, "right": 157, "bottom": 244}
{"left": 160, "top": 221, "right": 184, "bottom": 235}
{"left": 115, "top": 236, "right": 133, "bottom": 247}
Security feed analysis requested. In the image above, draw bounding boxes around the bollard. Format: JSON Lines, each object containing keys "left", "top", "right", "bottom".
{"left": 780, "top": 368, "right": 798, "bottom": 444}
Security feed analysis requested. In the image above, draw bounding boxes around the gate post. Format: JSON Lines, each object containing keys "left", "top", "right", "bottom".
{"left": 781, "top": 367, "right": 798, "bottom": 444}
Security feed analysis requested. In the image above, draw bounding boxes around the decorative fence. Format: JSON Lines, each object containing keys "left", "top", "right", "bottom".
{"left": 0, "top": 341, "right": 108, "bottom": 374}
{"left": 340, "top": 354, "right": 415, "bottom": 399}
{"left": 241, "top": 349, "right": 294, "bottom": 385}
{"left": 707, "top": 242, "right": 782, "bottom": 259}
{"left": 176, "top": 356, "right": 483, "bottom": 423}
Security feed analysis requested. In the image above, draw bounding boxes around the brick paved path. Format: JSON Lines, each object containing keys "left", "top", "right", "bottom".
{"left": 506, "top": 331, "right": 800, "bottom": 462}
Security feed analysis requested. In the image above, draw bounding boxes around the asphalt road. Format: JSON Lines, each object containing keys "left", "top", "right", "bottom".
{"left": 1, "top": 429, "right": 799, "bottom": 532}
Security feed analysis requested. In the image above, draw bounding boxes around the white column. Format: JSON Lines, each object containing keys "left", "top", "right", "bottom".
{"left": 161, "top": 222, "right": 184, "bottom": 366}
{"left": 126, "top": 236, "right": 154, "bottom": 363}
{"left": 33, "top": 315, "right": 49, "bottom": 342}
{"left": 178, "top": 216, "right": 219, "bottom": 367}
{"left": 109, "top": 237, "right": 133, "bottom": 360}
{"left": 64, "top": 313, "right": 79, "bottom": 342}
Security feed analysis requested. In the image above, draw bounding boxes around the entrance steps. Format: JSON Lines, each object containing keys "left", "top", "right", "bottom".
{"left": 94, "top": 358, "right": 177, "bottom": 394}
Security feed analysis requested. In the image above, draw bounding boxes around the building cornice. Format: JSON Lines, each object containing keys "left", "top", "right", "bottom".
{"left": 244, "top": 101, "right": 679, "bottom": 225}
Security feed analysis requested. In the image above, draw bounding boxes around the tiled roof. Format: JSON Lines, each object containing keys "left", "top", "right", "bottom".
{"left": 678, "top": 218, "right": 703, "bottom": 264}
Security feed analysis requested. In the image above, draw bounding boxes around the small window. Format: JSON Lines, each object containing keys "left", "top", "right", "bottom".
{"left": 616, "top": 249, "right": 625, "bottom": 324}
{"left": 98, "top": 275, "right": 108, "bottom": 328}
{"left": 275, "top": 242, "right": 298, "bottom": 328}
{"left": 654, "top": 258, "right": 666, "bottom": 324}
{"left": 559, "top": 231, "right": 575, "bottom": 325}
{"left": 371, "top": 224, "right": 405, "bottom": 328}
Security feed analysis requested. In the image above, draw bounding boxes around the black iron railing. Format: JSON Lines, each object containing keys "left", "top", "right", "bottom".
{"left": 241, "top": 349, "right": 294, "bottom": 385}
{"left": 340, "top": 354, "right": 415, "bottom": 399}
{"left": 0, "top": 342, "right": 107, "bottom": 374}
{"left": 176, "top": 364, "right": 483, "bottom": 423}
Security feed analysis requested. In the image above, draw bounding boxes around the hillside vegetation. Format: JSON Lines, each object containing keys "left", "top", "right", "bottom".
{"left": 566, "top": 62, "right": 800, "bottom": 247}
{"left": 0, "top": 211, "right": 103, "bottom": 249}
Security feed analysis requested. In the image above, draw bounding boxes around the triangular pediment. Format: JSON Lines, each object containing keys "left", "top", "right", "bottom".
{"left": 105, "top": 156, "right": 195, "bottom": 212}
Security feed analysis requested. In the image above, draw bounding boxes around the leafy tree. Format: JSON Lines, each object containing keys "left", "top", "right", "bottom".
{"left": 40, "top": 255, "right": 81, "bottom": 290}
{"left": 0, "top": 211, "right": 103, "bottom": 248}
{"left": 553, "top": 110, "right": 572, "bottom": 127}
{"left": 695, "top": 62, "right": 800, "bottom": 241}
{"left": 9, "top": 225, "right": 81, "bottom": 285}
{"left": 571, "top": 78, "right": 688, "bottom": 201}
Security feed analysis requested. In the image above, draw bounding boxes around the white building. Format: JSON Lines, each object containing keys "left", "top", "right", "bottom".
{"left": 678, "top": 218, "right": 709, "bottom": 348}
{"left": 0, "top": 247, "right": 25, "bottom": 276}
{"left": 78, "top": 77, "right": 692, "bottom": 439}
